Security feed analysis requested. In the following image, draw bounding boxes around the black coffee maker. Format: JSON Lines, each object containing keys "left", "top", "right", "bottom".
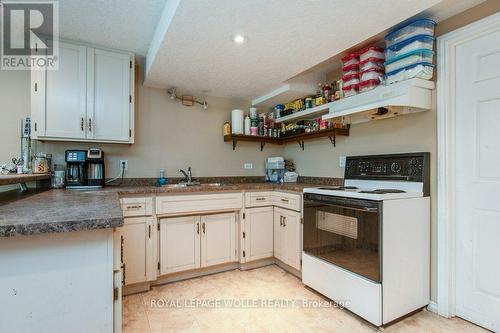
{"left": 65, "top": 149, "right": 105, "bottom": 188}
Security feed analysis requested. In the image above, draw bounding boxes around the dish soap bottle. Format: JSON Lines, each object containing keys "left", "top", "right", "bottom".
{"left": 158, "top": 169, "right": 168, "bottom": 186}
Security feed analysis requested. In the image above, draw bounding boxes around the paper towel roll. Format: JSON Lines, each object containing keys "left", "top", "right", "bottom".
{"left": 231, "top": 109, "right": 244, "bottom": 134}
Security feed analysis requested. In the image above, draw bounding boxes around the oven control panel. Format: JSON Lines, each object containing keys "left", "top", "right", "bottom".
{"left": 345, "top": 152, "right": 429, "bottom": 183}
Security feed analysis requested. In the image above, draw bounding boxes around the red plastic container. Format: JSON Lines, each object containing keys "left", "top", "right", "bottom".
{"left": 341, "top": 53, "right": 360, "bottom": 67}
{"left": 359, "top": 57, "right": 385, "bottom": 72}
{"left": 359, "top": 79, "right": 380, "bottom": 92}
{"left": 342, "top": 73, "right": 360, "bottom": 87}
{"left": 359, "top": 46, "right": 384, "bottom": 62}
{"left": 360, "top": 68, "right": 384, "bottom": 83}
{"left": 342, "top": 84, "right": 359, "bottom": 97}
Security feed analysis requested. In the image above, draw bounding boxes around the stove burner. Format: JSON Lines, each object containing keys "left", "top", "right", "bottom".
{"left": 317, "top": 186, "right": 359, "bottom": 191}
{"left": 358, "top": 189, "right": 407, "bottom": 194}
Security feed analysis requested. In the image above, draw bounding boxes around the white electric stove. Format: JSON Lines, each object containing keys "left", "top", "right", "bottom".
{"left": 302, "top": 153, "right": 431, "bottom": 327}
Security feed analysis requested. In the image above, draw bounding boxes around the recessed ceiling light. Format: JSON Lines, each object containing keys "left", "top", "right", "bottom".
{"left": 233, "top": 35, "right": 246, "bottom": 44}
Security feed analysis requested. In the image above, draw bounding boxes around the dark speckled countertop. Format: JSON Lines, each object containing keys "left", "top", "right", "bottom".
{"left": 0, "top": 180, "right": 341, "bottom": 237}
{"left": 0, "top": 189, "right": 124, "bottom": 237}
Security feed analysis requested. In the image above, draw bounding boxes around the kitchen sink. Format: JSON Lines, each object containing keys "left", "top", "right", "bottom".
{"left": 161, "top": 182, "right": 224, "bottom": 188}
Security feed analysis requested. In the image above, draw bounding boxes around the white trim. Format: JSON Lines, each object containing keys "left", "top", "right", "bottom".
{"left": 436, "top": 11, "right": 500, "bottom": 319}
{"left": 427, "top": 301, "right": 438, "bottom": 314}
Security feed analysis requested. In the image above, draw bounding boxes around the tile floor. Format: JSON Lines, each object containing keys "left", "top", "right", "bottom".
{"left": 123, "top": 265, "right": 487, "bottom": 333}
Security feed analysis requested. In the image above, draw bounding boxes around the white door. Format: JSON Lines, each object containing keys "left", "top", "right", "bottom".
{"left": 121, "top": 217, "right": 147, "bottom": 285}
{"left": 273, "top": 207, "right": 286, "bottom": 262}
{"left": 283, "top": 209, "right": 302, "bottom": 271}
{"left": 87, "top": 48, "right": 131, "bottom": 141}
{"left": 201, "top": 213, "right": 237, "bottom": 267}
{"left": 159, "top": 216, "right": 201, "bottom": 274}
{"left": 454, "top": 19, "right": 500, "bottom": 332}
{"left": 244, "top": 207, "right": 274, "bottom": 262}
{"left": 44, "top": 42, "right": 87, "bottom": 139}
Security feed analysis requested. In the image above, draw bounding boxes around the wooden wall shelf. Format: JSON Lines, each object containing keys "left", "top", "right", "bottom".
{"left": 224, "top": 127, "right": 349, "bottom": 151}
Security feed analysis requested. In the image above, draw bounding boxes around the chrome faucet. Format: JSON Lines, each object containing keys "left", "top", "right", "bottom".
{"left": 178, "top": 167, "right": 192, "bottom": 183}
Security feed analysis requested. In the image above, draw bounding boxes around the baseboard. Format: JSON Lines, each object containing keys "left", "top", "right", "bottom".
{"left": 427, "top": 301, "right": 438, "bottom": 314}
{"left": 240, "top": 258, "right": 275, "bottom": 270}
{"left": 153, "top": 262, "right": 240, "bottom": 285}
{"left": 275, "top": 259, "right": 302, "bottom": 279}
{"left": 123, "top": 281, "right": 151, "bottom": 296}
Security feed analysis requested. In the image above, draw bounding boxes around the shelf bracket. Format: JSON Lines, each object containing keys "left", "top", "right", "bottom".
{"left": 232, "top": 138, "right": 237, "bottom": 150}
{"left": 260, "top": 141, "right": 265, "bottom": 151}
{"left": 298, "top": 141, "right": 305, "bottom": 150}
{"left": 328, "top": 134, "right": 336, "bottom": 147}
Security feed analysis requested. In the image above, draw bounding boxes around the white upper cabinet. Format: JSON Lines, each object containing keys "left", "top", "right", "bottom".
{"left": 87, "top": 48, "right": 132, "bottom": 142}
{"left": 44, "top": 42, "right": 87, "bottom": 139}
{"left": 31, "top": 40, "right": 135, "bottom": 143}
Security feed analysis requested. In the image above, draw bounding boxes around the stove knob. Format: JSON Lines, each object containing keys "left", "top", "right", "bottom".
{"left": 390, "top": 162, "right": 401, "bottom": 173}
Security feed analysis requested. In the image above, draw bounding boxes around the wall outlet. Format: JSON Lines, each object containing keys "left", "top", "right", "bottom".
{"left": 119, "top": 160, "right": 128, "bottom": 171}
{"left": 339, "top": 156, "right": 346, "bottom": 168}
{"left": 244, "top": 163, "right": 253, "bottom": 169}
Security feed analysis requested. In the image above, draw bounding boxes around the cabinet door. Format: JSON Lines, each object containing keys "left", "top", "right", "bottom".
{"left": 121, "top": 217, "right": 147, "bottom": 285}
{"left": 273, "top": 207, "right": 285, "bottom": 262}
{"left": 245, "top": 207, "right": 274, "bottom": 262}
{"left": 44, "top": 42, "right": 87, "bottom": 139}
{"left": 87, "top": 48, "right": 132, "bottom": 142}
{"left": 283, "top": 209, "right": 302, "bottom": 271}
{"left": 159, "top": 216, "right": 201, "bottom": 274}
{"left": 201, "top": 213, "right": 237, "bottom": 267}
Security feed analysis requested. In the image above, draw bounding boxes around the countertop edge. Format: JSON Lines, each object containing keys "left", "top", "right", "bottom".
{"left": 0, "top": 216, "right": 124, "bottom": 238}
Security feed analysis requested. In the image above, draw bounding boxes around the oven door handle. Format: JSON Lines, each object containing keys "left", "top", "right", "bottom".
{"left": 305, "top": 201, "right": 379, "bottom": 213}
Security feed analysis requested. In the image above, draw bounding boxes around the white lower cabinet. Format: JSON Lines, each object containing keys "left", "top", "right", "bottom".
{"left": 274, "top": 207, "right": 302, "bottom": 270}
{"left": 159, "top": 212, "right": 237, "bottom": 275}
{"left": 244, "top": 207, "right": 274, "bottom": 262}
{"left": 159, "top": 216, "right": 201, "bottom": 275}
{"left": 201, "top": 213, "right": 237, "bottom": 267}
{"left": 121, "top": 217, "right": 154, "bottom": 285}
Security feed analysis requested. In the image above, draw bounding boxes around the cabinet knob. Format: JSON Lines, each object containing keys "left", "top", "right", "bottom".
{"left": 202, "top": 222, "right": 206, "bottom": 234}
{"left": 197, "top": 223, "right": 200, "bottom": 235}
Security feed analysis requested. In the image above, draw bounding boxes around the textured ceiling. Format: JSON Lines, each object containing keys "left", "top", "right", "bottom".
{"left": 144, "top": 0, "right": 447, "bottom": 99}
{"left": 52, "top": 0, "right": 167, "bottom": 55}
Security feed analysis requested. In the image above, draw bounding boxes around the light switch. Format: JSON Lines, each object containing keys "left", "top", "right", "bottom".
{"left": 244, "top": 163, "right": 253, "bottom": 169}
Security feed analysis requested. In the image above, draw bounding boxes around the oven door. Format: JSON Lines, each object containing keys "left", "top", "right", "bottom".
{"left": 303, "top": 193, "right": 382, "bottom": 283}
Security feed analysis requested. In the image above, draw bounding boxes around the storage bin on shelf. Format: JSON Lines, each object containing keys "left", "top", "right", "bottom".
{"left": 342, "top": 73, "right": 360, "bottom": 87}
{"left": 384, "top": 49, "right": 434, "bottom": 73}
{"left": 385, "top": 18, "right": 436, "bottom": 47}
{"left": 359, "top": 46, "right": 384, "bottom": 63}
{"left": 342, "top": 84, "right": 359, "bottom": 98}
{"left": 343, "top": 64, "right": 360, "bottom": 76}
{"left": 360, "top": 68, "right": 384, "bottom": 82}
{"left": 341, "top": 53, "right": 359, "bottom": 67}
{"left": 385, "top": 62, "right": 434, "bottom": 84}
{"left": 359, "top": 79, "right": 380, "bottom": 92}
{"left": 385, "top": 34, "right": 434, "bottom": 60}
{"left": 359, "top": 57, "right": 385, "bottom": 72}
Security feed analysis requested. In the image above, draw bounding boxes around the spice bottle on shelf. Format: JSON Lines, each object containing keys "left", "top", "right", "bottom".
{"left": 223, "top": 122, "right": 231, "bottom": 136}
{"left": 244, "top": 115, "right": 251, "bottom": 135}
{"left": 322, "top": 84, "right": 332, "bottom": 102}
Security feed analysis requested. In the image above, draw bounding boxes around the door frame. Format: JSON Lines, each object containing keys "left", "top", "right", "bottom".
{"left": 436, "top": 11, "right": 500, "bottom": 318}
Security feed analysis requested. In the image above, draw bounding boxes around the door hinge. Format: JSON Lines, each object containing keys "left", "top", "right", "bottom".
{"left": 242, "top": 232, "right": 246, "bottom": 238}
{"left": 242, "top": 251, "right": 246, "bottom": 258}
{"left": 34, "top": 82, "right": 38, "bottom": 92}
{"left": 157, "top": 262, "right": 160, "bottom": 270}
{"left": 34, "top": 122, "right": 37, "bottom": 132}
{"left": 300, "top": 259, "right": 302, "bottom": 266}
{"left": 129, "top": 95, "right": 132, "bottom": 103}
{"left": 301, "top": 217, "right": 303, "bottom": 225}
{"left": 130, "top": 60, "right": 132, "bottom": 69}
{"left": 113, "top": 287, "right": 119, "bottom": 301}
{"left": 157, "top": 224, "right": 160, "bottom": 231}
{"left": 243, "top": 213, "right": 246, "bottom": 219}
{"left": 129, "top": 129, "right": 132, "bottom": 137}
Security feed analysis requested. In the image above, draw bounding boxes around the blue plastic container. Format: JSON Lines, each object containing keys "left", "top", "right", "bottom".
{"left": 384, "top": 49, "right": 434, "bottom": 73}
{"left": 385, "top": 62, "right": 435, "bottom": 84}
{"left": 385, "top": 19, "right": 436, "bottom": 47}
{"left": 385, "top": 34, "right": 434, "bottom": 60}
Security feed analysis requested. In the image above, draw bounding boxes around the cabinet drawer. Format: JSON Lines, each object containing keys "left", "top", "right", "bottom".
{"left": 273, "top": 192, "right": 301, "bottom": 211}
{"left": 245, "top": 191, "right": 274, "bottom": 208}
{"left": 121, "top": 197, "right": 153, "bottom": 217}
{"left": 156, "top": 193, "right": 243, "bottom": 215}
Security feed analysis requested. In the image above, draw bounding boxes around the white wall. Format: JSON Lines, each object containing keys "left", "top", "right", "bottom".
{"left": 0, "top": 70, "right": 283, "bottom": 179}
